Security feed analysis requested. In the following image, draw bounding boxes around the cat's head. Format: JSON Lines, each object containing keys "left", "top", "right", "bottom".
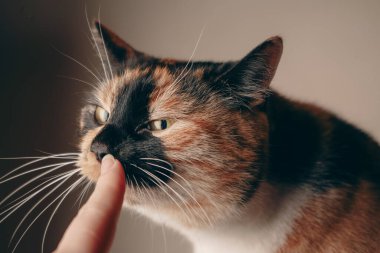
{"left": 77, "top": 22, "right": 282, "bottom": 227}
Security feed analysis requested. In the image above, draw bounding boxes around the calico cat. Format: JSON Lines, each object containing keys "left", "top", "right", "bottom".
{"left": 77, "top": 22, "right": 380, "bottom": 253}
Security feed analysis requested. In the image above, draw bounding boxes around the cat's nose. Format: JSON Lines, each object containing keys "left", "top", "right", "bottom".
{"left": 90, "top": 141, "right": 109, "bottom": 162}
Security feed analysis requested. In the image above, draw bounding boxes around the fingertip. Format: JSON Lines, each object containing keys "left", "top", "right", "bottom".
{"left": 101, "top": 154, "right": 115, "bottom": 175}
{"left": 98, "top": 157, "right": 126, "bottom": 191}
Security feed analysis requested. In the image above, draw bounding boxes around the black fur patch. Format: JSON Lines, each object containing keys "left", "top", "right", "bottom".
{"left": 89, "top": 73, "right": 173, "bottom": 187}
{"left": 266, "top": 93, "right": 380, "bottom": 191}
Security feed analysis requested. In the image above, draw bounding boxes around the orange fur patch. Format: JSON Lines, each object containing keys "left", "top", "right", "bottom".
{"left": 77, "top": 127, "right": 103, "bottom": 181}
{"left": 278, "top": 181, "right": 380, "bottom": 253}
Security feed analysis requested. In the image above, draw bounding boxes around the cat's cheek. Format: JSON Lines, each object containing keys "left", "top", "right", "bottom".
{"left": 77, "top": 152, "right": 101, "bottom": 181}
{"left": 77, "top": 127, "right": 103, "bottom": 181}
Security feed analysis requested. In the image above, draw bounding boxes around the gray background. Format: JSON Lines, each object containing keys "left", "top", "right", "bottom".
{"left": 0, "top": 0, "right": 379, "bottom": 252}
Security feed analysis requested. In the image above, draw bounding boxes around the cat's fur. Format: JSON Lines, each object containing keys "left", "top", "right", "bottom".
{"left": 77, "top": 23, "right": 380, "bottom": 253}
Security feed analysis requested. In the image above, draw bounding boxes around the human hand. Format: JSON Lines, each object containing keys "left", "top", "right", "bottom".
{"left": 55, "top": 154, "right": 126, "bottom": 253}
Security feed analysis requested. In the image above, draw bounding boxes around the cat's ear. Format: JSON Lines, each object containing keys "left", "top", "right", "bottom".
{"left": 93, "top": 21, "right": 149, "bottom": 72}
{"left": 217, "top": 36, "right": 283, "bottom": 107}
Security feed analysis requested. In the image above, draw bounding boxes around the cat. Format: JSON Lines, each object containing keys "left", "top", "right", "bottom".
{"left": 77, "top": 22, "right": 380, "bottom": 253}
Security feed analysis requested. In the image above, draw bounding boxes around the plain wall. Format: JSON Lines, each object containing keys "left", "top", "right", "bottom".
{"left": 0, "top": 0, "right": 379, "bottom": 252}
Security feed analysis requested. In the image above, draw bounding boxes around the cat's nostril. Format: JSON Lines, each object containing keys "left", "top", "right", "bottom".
{"left": 90, "top": 142, "right": 109, "bottom": 162}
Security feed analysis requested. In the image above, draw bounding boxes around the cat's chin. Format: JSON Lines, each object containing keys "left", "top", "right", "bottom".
{"left": 121, "top": 190, "right": 241, "bottom": 229}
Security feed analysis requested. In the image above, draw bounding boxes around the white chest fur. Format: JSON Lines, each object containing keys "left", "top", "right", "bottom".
{"left": 186, "top": 185, "right": 310, "bottom": 253}
{"left": 131, "top": 183, "right": 310, "bottom": 253}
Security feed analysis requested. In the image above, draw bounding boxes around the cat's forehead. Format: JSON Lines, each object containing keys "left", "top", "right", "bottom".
{"left": 95, "top": 68, "right": 149, "bottom": 111}
{"left": 94, "top": 64, "right": 206, "bottom": 120}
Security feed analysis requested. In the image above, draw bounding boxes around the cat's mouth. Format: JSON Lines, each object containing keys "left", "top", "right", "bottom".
{"left": 79, "top": 150, "right": 173, "bottom": 188}
{"left": 119, "top": 160, "right": 173, "bottom": 187}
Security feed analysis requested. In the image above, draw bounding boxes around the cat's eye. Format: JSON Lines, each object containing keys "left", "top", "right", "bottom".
{"left": 148, "top": 119, "right": 173, "bottom": 131}
{"left": 95, "top": 106, "right": 109, "bottom": 125}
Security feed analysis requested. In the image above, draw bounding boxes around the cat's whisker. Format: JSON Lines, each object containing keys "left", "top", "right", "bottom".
{"left": 130, "top": 165, "right": 187, "bottom": 217}
{"left": 75, "top": 179, "right": 94, "bottom": 208}
{"left": 142, "top": 161, "right": 195, "bottom": 199}
{"left": 141, "top": 179, "right": 155, "bottom": 205}
{"left": 51, "top": 45, "right": 102, "bottom": 83}
{"left": 141, "top": 159, "right": 194, "bottom": 193}
{"left": 57, "top": 75, "right": 101, "bottom": 92}
{"left": 0, "top": 153, "right": 78, "bottom": 182}
{"left": 147, "top": 163, "right": 212, "bottom": 226}
{"left": 139, "top": 182, "right": 156, "bottom": 253}
{"left": 0, "top": 155, "right": 77, "bottom": 160}
{"left": 9, "top": 172, "right": 82, "bottom": 253}
{"left": 139, "top": 157, "right": 173, "bottom": 169}
{"left": 41, "top": 175, "right": 85, "bottom": 253}
{"left": 0, "top": 162, "right": 76, "bottom": 207}
{"left": 171, "top": 59, "right": 193, "bottom": 89}
{"left": 143, "top": 175, "right": 193, "bottom": 224}
{"left": 97, "top": 8, "right": 115, "bottom": 81}
{"left": 73, "top": 178, "right": 88, "bottom": 207}
{"left": 1, "top": 169, "right": 79, "bottom": 225}
{"left": 141, "top": 181, "right": 168, "bottom": 253}
{"left": 8, "top": 169, "right": 80, "bottom": 236}
{"left": 171, "top": 25, "right": 206, "bottom": 87}
{"left": 131, "top": 175, "right": 138, "bottom": 191}
{"left": 86, "top": 53, "right": 105, "bottom": 83}
{"left": 80, "top": 180, "right": 95, "bottom": 207}
{"left": 85, "top": 5, "right": 110, "bottom": 84}
{"left": 33, "top": 151, "right": 80, "bottom": 156}
{"left": 129, "top": 173, "right": 136, "bottom": 194}
{"left": 140, "top": 160, "right": 211, "bottom": 224}
{"left": 0, "top": 161, "right": 76, "bottom": 185}
{"left": 4, "top": 169, "right": 78, "bottom": 209}
{"left": 173, "top": 60, "right": 195, "bottom": 88}
{"left": 135, "top": 165, "right": 189, "bottom": 208}
{"left": 157, "top": 25, "right": 205, "bottom": 114}
{"left": 132, "top": 175, "right": 145, "bottom": 200}
{"left": 133, "top": 178, "right": 160, "bottom": 253}
{"left": 152, "top": 170, "right": 210, "bottom": 226}
{"left": 0, "top": 177, "right": 65, "bottom": 220}
{"left": 130, "top": 163, "right": 194, "bottom": 223}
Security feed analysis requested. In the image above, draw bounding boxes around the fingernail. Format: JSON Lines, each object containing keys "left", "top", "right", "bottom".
{"left": 101, "top": 154, "right": 115, "bottom": 175}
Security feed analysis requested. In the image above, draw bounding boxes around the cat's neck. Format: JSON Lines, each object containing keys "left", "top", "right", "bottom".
{"left": 184, "top": 92, "right": 380, "bottom": 253}
{"left": 265, "top": 92, "right": 380, "bottom": 189}
{"left": 265, "top": 92, "right": 329, "bottom": 187}
{"left": 184, "top": 182, "right": 311, "bottom": 253}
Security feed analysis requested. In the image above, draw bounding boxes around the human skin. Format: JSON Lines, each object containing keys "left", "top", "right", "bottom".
{"left": 55, "top": 155, "right": 126, "bottom": 253}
